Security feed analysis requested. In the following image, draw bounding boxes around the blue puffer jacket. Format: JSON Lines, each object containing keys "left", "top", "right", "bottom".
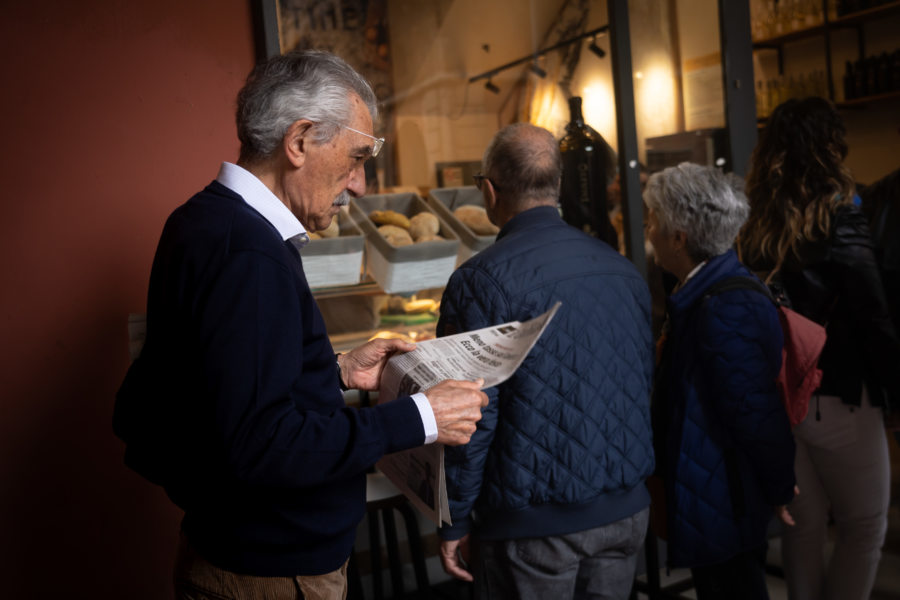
{"left": 653, "top": 250, "right": 796, "bottom": 568}
{"left": 437, "top": 206, "right": 655, "bottom": 542}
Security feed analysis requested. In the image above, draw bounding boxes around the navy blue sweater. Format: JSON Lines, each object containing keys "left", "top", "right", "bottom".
{"left": 437, "top": 206, "right": 655, "bottom": 541}
{"left": 114, "top": 182, "right": 424, "bottom": 576}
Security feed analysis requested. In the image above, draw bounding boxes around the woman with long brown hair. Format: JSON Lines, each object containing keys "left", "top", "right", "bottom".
{"left": 740, "top": 96, "right": 900, "bottom": 600}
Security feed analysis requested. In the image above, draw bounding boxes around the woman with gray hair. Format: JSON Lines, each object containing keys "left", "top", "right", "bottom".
{"left": 646, "top": 163, "right": 796, "bottom": 599}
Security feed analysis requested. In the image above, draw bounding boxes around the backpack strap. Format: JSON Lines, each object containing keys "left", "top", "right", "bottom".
{"left": 703, "top": 275, "right": 777, "bottom": 305}
{"left": 695, "top": 274, "right": 777, "bottom": 520}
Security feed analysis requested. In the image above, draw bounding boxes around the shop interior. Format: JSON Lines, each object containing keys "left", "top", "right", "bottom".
{"left": 1, "top": 0, "right": 897, "bottom": 598}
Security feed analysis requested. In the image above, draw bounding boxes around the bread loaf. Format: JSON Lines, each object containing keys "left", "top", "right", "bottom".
{"left": 377, "top": 224, "right": 414, "bottom": 247}
{"left": 408, "top": 212, "right": 440, "bottom": 241}
{"left": 369, "top": 209, "right": 410, "bottom": 229}
{"left": 453, "top": 205, "right": 498, "bottom": 235}
{"left": 318, "top": 216, "right": 340, "bottom": 238}
{"left": 414, "top": 233, "right": 445, "bottom": 243}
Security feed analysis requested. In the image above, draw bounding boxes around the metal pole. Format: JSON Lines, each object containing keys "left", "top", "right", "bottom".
{"left": 608, "top": 0, "right": 646, "bottom": 278}
{"left": 718, "top": 0, "right": 758, "bottom": 176}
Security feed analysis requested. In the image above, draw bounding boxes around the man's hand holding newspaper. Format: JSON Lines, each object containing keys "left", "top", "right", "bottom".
{"left": 424, "top": 378, "right": 487, "bottom": 445}
{"left": 375, "top": 303, "right": 560, "bottom": 526}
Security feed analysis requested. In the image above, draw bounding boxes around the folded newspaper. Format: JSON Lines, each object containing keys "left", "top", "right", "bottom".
{"left": 375, "top": 302, "right": 560, "bottom": 526}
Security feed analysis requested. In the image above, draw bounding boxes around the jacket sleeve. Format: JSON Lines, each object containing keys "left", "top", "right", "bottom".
{"left": 696, "top": 291, "right": 796, "bottom": 506}
{"left": 831, "top": 206, "right": 900, "bottom": 407}
{"left": 436, "top": 265, "right": 509, "bottom": 540}
{"left": 195, "top": 248, "right": 424, "bottom": 487}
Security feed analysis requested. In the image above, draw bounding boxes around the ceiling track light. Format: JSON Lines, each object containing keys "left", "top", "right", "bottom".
{"left": 468, "top": 26, "right": 608, "bottom": 87}
{"left": 588, "top": 37, "right": 606, "bottom": 59}
{"left": 530, "top": 62, "right": 547, "bottom": 78}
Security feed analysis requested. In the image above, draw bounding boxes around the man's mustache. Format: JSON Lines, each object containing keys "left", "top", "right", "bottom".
{"left": 333, "top": 191, "right": 351, "bottom": 206}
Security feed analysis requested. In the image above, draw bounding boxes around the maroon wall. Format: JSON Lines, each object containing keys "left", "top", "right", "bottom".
{"left": 0, "top": 1, "right": 255, "bottom": 596}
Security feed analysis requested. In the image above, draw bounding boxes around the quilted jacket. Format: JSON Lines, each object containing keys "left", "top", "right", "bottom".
{"left": 653, "top": 249, "right": 796, "bottom": 568}
{"left": 437, "top": 206, "right": 655, "bottom": 542}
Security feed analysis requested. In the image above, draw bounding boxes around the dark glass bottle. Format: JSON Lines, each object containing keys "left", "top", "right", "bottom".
{"left": 865, "top": 56, "right": 878, "bottom": 96}
{"left": 559, "top": 96, "right": 618, "bottom": 248}
{"left": 854, "top": 56, "right": 868, "bottom": 97}
{"left": 876, "top": 52, "right": 890, "bottom": 95}
{"left": 844, "top": 60, "right": 855, "bottom": 100}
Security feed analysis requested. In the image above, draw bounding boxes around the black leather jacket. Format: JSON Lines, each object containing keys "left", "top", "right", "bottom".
{"left": 749, "top": 204, "right": 900, "bottom": 410}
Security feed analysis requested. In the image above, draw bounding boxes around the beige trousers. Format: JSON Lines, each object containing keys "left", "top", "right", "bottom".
{"left": 174, "top": 533, "right": 348, "bottom": 600}
{"left": 781, "top": 391, "right": 890, "bottom": 600}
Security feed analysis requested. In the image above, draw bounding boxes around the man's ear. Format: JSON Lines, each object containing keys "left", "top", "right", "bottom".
{"left": 483, "top": 179, "right": 498, "bottom": 213}
{"left": 284, "top": 120, "right": 314, "bottom": 168}
{"left": 672, "top": 229, "right": 688, "bottom": 252}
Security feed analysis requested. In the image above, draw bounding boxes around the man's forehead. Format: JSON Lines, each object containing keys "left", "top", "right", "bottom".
{"left": 347, "top": 94, "right": 374, "bottom": 132}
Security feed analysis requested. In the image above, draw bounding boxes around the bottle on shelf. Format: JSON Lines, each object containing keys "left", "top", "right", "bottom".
{"left": 876, "top": 52, "right": 891, "bottom": 95}
{"left": 854, "top": 56, "right": 869, "bottom": 97}
{"left": 806, "top": 0, "right": 823, "bottom": 25}
{"left": 837, "top": 0, "right": 861, "bottom": 16}
{"left": 751, "top": 0, "right": 767, "bottom": 40}
{"left": 865, "top": 56, "right": 878, "bottom": 95}
{"left": 844, "top": 61, "right": 856, "bottom": 100}
{"left": 789, "top": 0, "right": 804, "bottom": 31}
{"left": 756, "top": 79, "right": 770, "bottom": 119}
{"left": 558, "top": 96, "right": 618, "bottom": 249}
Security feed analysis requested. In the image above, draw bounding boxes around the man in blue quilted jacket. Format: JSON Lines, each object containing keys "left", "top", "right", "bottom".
{"left": 436, "top": 123, "right": 655, "bottom": 599}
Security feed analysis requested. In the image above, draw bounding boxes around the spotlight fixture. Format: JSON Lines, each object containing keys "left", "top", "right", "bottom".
{"left": 530, "top": 62, "right": 547, "bottom": 78}
{"left": 484, "top": 79, "right": 500, "bottom": 94}
{"left": 588, "top": 37, "right": 606, "bottom": 59}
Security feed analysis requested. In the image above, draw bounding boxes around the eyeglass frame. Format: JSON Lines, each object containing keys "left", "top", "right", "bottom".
{"left": 473, "top": 172, "right": 500, "bottom": 191}
{"left": 335, "top": 123, "right": 384, "bottom": 158}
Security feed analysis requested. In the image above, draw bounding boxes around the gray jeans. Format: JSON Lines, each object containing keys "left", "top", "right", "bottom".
{"left": 472, "top": 507, "right": 649, "bottom": 600}
{"left": 782, "top": 392, "right": 890, "bottom": 600}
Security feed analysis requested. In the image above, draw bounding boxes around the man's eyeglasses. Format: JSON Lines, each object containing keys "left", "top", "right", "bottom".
{"left": 338, "top": 123, "right": 384, "bottom": 158}
{"left": 473, "top": 173, "right": 499, "bottom": 191}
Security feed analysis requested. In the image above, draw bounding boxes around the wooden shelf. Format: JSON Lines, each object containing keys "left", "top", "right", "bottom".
{"left": 831, "top": 1, "right": 900, "bottom": 27}
{"left": 756, "top": 89, "right": 900, "bottom": 124}
{"left": 837, "top": 89, "right": 900, "bottom": 108}
{"left": 311, "top": 279, "right": 384, "bottom": 300}
{"left": 752, "top": 1, "right": 900, "bottom": 47}
{"left": 753, "top": 23, "right": 827, "bottom": 48}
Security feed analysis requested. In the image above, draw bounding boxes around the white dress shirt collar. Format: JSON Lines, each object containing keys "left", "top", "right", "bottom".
{"left": 216, "top": 162, "right": 306, "bottom": 241}
{"left": 683, "top": 260, "right": 707, "bottom": 284}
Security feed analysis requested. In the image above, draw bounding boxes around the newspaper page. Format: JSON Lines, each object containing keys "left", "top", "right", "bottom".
{"left": 375, "top": 302, "right": 560, "bottom": 526}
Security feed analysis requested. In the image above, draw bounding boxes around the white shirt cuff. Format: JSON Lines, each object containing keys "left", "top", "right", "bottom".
{"left": 411, "top": 392, "right": 438, "bottom": 444}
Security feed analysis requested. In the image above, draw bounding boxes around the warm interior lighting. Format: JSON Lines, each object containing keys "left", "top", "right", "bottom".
{"left": 529, "top": 81, "right": 567, "bottom": 132}
{"left": 635, "top": 71, "right": 644, "bottom": 79}
{"left": 581, "top": 81, "right": 617, "bottom": 150}
{"left": 485, "top": 79, "right": 500, "bottom": 94}
{"left": 635, "top": 63, "right": 677, "bottom": 138}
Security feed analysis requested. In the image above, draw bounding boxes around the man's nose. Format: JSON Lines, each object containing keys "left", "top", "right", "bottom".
{"left": 347, "top": 163, "right": 367, "bottom": 197}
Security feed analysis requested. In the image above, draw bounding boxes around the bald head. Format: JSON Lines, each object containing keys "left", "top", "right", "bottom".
{"left": 483, "top": 123, "right": 561, "bottom": 210}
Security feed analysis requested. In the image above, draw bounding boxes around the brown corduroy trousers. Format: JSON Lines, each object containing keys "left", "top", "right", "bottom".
{"left": 174, "top": 534, "right": 348, "bottom": 600}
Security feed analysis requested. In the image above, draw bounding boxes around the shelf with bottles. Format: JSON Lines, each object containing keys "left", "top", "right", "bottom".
{"left": 841, "top": 49, "right": 900, "bottom": 103}
{"left": 750, "top": 0, "right": 830, "bottom": 45}
{"left": 751, "top": 0, "right": 900, "bottom": 46}
{"left": 756, "top": 70, "right": 830, "bottom": 118}
{"left": 832, "top": 0, "right": 900, "bottom": 25}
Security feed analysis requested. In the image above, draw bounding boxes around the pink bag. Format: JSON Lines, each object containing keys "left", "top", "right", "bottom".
{"left": 775, "top": 305, "right": 826, "bottom": 426}
{"left": 704, "top": 276, "right": 827, "bottom": 427}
